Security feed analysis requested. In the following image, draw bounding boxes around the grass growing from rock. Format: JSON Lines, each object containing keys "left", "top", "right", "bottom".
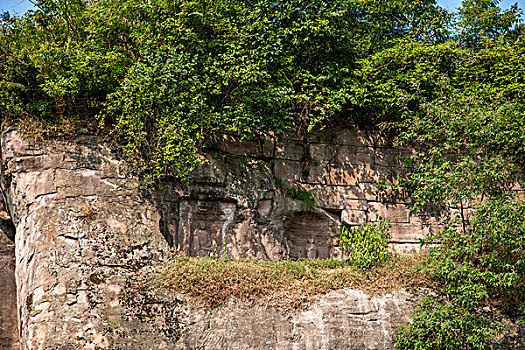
{"left": 159, "top": 254, "right": 430, "bottom": 310}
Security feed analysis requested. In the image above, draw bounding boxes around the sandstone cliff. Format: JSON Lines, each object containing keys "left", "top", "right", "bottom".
{"left": 0, "top": 127, "right": 443, "bottom": 349}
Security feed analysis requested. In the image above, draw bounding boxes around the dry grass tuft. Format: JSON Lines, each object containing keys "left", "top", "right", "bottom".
{"left": 158, "top": 254, "right": 431, "bottom": 310}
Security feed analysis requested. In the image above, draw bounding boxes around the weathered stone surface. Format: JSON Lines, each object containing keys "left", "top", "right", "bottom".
{"left": 1, "top": 128, "right": 178, "bottom": 349}
{"left": 274, "top": 159, "right": 303, "bottom": 183}
{"left": 0, "top": 126, "right": 453, "bottom": 349}
{"left": 276, "top": 138, "right": 307, "bottom": 161}
{"left": 177, "top": 302, "right": 293, "bottom": 350}
{"left": 177, "top": 288, "right": 419, "bottom": 350}
{"left": 368, "top": 203, "right": 410, "bottom": 224}
{"left": 341, "top": 208, "right": 366, "bottom": 225}
{"left": 329, "top": 163, "right": 358, "bottom": 186}
{"left": 375, "top": 148, "right": 412, "bottom": 168}
{"left": 284, "top": 212, "right": 339, "bottom": 260}
{"left": 174, "top": 127, "right": 445, "bottom": 258}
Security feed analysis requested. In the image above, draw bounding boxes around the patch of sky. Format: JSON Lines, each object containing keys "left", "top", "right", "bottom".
{"left": 0, "top": 0, "right": 35, "bottom": 14}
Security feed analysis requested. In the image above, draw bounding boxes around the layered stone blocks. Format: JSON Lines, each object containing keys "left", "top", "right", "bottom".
{"left": 190, "top": 127, "right": 444, "bottom": 258}
{"left": 1, "top": 129, "right": 179, "bottom": 349}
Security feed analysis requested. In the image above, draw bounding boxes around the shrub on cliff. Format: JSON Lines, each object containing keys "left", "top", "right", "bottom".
{"left": 340, "top": 217, "right": 391, "bottom": 269}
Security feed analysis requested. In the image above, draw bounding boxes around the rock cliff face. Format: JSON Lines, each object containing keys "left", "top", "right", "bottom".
{"left": 157, "top": 128, "right": 444, "bottom": 263}
{"left": 1, "top": 129, "right": 179, "bottom": 349}
{"left": 0, "top": 127, "right": 443, "bottom": 349}
{"left": 178, "top": 289, "right": 419, "bottom": 350}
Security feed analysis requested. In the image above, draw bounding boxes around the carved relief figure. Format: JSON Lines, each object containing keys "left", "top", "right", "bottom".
{"left": 192, "top": 223, "right": 213, "bottom": 256}
{"left": 306, "top": 237, "right": 318, "bottom": 259}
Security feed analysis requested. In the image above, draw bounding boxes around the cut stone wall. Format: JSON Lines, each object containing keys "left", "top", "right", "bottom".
{"left": 157, "top": 128, "right": 446, "bottom": 261}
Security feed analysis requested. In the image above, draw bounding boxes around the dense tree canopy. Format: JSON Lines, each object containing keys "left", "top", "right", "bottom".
{"left": 1, "top": 0, "right": 454, "bottom": 177}
{"left": 1, "top": 1, "right": 525, "bottom": 348}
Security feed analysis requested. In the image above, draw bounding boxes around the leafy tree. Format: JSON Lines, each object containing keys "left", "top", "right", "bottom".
{"left": 0, "top": 0, "right": 451, "bottom": 178}
{"left": 456, "top": 0, "right": 523, "bottom": 47}
{"left": 398, "top": 97, "right": 524, "bottom": 209}
{"left": 352, "top": 41, "right": 462, "bottom": 123}
{"left": 394, "top": 97, "right": 525, "bottom": 349}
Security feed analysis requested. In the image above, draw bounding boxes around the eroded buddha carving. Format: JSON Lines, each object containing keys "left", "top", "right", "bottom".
{"left": 306, "top": 238, "right": 318, "bottom": 259}
{"left": 192, "top": 223, "right": 213, "bottom": 256}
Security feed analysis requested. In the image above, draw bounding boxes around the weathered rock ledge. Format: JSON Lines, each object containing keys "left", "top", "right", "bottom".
{"left": 177, "top": 288, "right": 419, "bottom": 350}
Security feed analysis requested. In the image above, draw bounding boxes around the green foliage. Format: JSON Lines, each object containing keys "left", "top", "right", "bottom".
{"left": 353, "top": 39, "right": 525, "bottom": 125}
{"left": 393, "top": 63, "right": 525, "bottom": 350}
{"left": 1, "top": 0, "right": 524, "bottom": 176}
{"left": 395, "top": 197, "right": 525, "bottom": 349}
{"left": 339, "top": 217, "right": 391, "bottom": 269}
{"left": 395, "top": 297, "right": 505, "bottom": 350}
{"left": 425, "top": 197, "right": 525, "bottom": 312}
{"left": 106, "top": 51, "right": 209, "bottom": 181}
{"left": 0, "top": 0, "right": 452, "bottom": 179}
{"left": 351, "top": 0, "right": 525, "bottom": 125}
{"left": 456, "top": 0, "right": 523, "bottom": 47}
{"left": 354, "top": 41, "right": 463, "bottom": 123}
{"left": 287, "top": 186, "right": 316, "bottom": 211}
{"left": 398, "top": 97, "right": 525, "bottom": 210}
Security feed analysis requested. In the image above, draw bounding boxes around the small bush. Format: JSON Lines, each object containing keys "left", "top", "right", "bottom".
{"left": 287, "top": 186, "right": 315, "bottom": 211}
{"left": 340, "top": 217, "right": 391, "bottom": 269}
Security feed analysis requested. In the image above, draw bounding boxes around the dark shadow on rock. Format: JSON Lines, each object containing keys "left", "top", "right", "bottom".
{"left": 0, "top": 209, "right": 19, "bottom": 349}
